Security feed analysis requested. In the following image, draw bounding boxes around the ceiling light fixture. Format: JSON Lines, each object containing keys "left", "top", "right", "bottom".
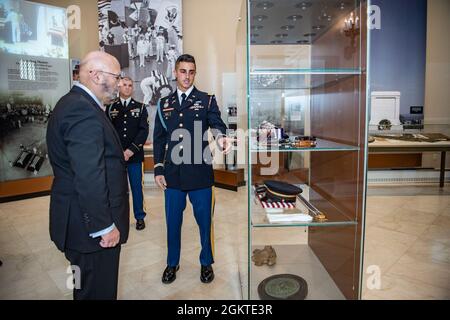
{"left": 280, "top": 25, "right": 294, "bottom": 31}
{"left": 251, "top": 25, "right": 264, "bottom": 31}
{"left": 287, "top": 14, "right": 303, "bottom": 21}
{"left": 338, "top": 2, "right": 349, "bottom": 10}
{"left": 254, "top": 15, "right": 268, "bottom": 22}
{"left": 296, "top": 2, "right": 312, "bottom": 11}
{"left": 256, "top": 2, "right": 274, "bottom": 10}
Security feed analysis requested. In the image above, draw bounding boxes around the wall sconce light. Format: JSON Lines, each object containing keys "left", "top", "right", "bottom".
{"left": 343, "top": 12, "right": 360, "bottom": 45}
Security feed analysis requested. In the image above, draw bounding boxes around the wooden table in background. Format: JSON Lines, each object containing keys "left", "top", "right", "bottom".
{"left": 369, "top": 138, "right": 450, "bottom": 188}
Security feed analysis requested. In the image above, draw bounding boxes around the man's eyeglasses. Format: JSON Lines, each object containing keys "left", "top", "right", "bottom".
{"left": 91, "top": 70, "right": 122, "bottom": 81}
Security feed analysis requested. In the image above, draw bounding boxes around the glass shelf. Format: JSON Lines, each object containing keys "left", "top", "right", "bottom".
{"left": 250, "top": 72, "right": 361, "bottom": 90}
{"left": 250, "top": 138, "right": 360, "bottom": 152}
{"left": 251, "top": 184, "right": 357, "bottom": 228}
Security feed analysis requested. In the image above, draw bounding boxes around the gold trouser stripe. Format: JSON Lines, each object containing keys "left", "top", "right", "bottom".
{"left": 141, "top": 162, "right": 147, "bottom": 212}
{"left": 265, "top": 186, "right": 297, "bottom": 199}
{"left": 210, "top": 186, "right": 215, "bottom": 260}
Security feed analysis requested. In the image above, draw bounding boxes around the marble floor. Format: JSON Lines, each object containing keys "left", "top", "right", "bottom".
{"left": 0, "top": 187, "right": 248, "bottom": 300}
{"left": 361, "top": 185, "right": 450, "bottom": 300}
{"left": 0, "top": 184, "right": 449, "bottom": 300}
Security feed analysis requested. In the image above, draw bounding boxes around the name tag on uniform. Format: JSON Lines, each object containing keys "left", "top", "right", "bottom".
{"left": 131, "top": 108, "right": 141, "bottom": 117}
{"left": 163, "top": 107, "right": 174, "bottom": 118}
{"left": 189, "top": 101, "right": 204, "bottom": 111}
{"left": 109, "top": 109, "right": 119, "bottom": 118}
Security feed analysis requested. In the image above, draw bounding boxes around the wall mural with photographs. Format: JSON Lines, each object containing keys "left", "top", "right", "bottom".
{"left": 98, "top": 0, "right": 182, "bottom": 141}
{"left": 0, "top": 0, "right": 70, "bottom": 184}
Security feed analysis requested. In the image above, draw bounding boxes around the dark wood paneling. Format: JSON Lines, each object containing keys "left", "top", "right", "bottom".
{"left": 309, "top": 2, "right": 367, "bottom": 300}
{"left": 309, "top": 225, "right": 357, "bottom": 297}
{"left": 369, "top": 153, "right": 422, "bottom": 169}
{"left": 310, "top": 151, "right": 359, "bottom": 220}
{"left": 252, "top": 167, "right": 309, "bottom": 186}
{"left": 311, "top": 76, "right": 360, "bottom": 146}
{"left": 251, "top": 153, "right": 309, "bottom": 185}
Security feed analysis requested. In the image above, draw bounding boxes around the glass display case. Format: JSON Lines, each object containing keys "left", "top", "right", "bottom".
{"left": 245, "top": 0, "right": 368, "bottom": 299}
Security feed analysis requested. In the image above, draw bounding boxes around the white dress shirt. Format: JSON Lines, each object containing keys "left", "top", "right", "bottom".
{"left": 74, "top": 83, "right": 106, "bottom": 111}
{"left": 177, "top": 86, "right": 194, "bottom": 104}
{"left": 120, "top": 97, "right": 131, "bottom": 107}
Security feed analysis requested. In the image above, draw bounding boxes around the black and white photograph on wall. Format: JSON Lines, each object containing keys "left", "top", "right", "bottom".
{"left": 98, "top": 0, "right": 182, "bottom": 141}
{"left": 0, "top": 93, "right": 52, "bottom": 182}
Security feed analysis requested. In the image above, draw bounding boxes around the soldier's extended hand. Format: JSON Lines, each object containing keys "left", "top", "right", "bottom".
{"left": 218, "top": 136, "right": 234, "bottom": 155}
{"left": 155, "top": 175, "right": 167, "bottom": 191}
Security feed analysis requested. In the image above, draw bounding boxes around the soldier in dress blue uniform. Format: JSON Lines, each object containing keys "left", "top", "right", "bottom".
{"left": 106, "top": 76, "right": 149, "bottom": 230}
{"left": 153, "top": 54, "right": 232, "bottom": 284}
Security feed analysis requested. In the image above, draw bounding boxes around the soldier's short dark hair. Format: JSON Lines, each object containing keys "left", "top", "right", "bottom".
{"left": 176, "top": 54, "right": 196, "bottom": 69}
{"left": 121, "top": 76, "right": 133, "bottom": 83}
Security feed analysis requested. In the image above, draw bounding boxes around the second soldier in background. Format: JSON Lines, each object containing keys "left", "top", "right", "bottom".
{"left": 106, "top": 77, "right": 149, "bottom": 230}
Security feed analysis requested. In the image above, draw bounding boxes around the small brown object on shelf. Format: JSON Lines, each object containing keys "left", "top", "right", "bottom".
{"left": 313, "top": 212, "right": 328, "bottom": 222}
{"left": 293, "top": 136, "right": 317, "bottom": 148}
{"left": 252, "top": 245, "right": 277, "bottom": 266}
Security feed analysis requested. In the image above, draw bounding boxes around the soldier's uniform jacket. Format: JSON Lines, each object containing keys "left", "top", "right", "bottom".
{"left": 153, "top": 87, "right": 227, "bottom": 190}
{"left": 106, "top": 98, "right": 149, "bottom": 163}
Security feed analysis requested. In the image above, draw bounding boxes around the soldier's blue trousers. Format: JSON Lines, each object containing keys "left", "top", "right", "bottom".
{"left": 127, "top": 162, "right": 147, "bottom": 221}
{"left": 164, "top": 187, "right": 215, "bottom": 267}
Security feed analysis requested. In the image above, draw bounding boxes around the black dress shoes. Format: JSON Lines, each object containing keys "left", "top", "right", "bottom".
{"left": 136, "top": 219, "right": 145, "bottom": 230}
{"left": 162, "top": 265, "right": 179, "bottom": 284}
{"left": 200, "top": 265, "right": 214, "bottom": 283}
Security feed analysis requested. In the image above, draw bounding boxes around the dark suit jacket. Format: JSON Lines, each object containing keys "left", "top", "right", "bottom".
{"left": 46, "top": 85, "right": 130, "bottom": 253}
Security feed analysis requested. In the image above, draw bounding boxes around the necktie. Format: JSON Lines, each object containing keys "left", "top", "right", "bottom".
{"left": 181, "top": 93, "right": 187, "bottom": 105}
{"left": 123, "top": 100, "right": 127, "bottom": 108}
